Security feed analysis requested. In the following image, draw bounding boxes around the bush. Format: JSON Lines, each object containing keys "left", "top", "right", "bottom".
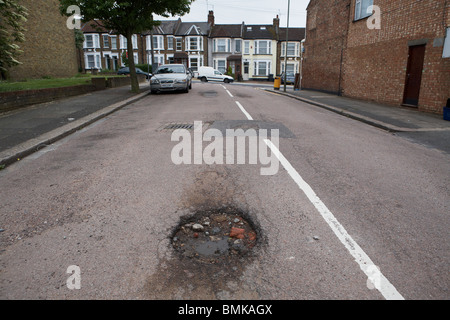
{"left": 135, "top": 64, "right": 152, "bottom": 73}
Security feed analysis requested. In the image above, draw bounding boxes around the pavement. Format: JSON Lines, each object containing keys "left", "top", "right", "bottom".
{"left": 1, "top": 80, "right": 449, "bottom": 168}
{"left": 0, "top": 81, "right": 150, "bottom": 167}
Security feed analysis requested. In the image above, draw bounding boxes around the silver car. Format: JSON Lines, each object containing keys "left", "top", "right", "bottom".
{"left": 150, "top": 64, "right": 192, "bottom": 94}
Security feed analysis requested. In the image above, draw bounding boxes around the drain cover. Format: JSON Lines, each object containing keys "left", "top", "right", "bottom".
{"left": 172, "top": 210, "right": 258, "bottom": 263}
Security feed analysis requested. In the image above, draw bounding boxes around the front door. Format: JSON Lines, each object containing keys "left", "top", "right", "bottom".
{"left": 403, "top": 45, "right": 426, "bottom": 107}
{"left": 243, "top": 61, "right": 249, "bottom": 81}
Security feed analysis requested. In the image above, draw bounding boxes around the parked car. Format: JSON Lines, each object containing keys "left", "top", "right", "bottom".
{"left": 197, "top": 66, "right": 234, "bottom": 83}
{"left": 150, "top": 64, "right": 192, "bottom": 94}
{"left": 117, "top": 67, "right": 150, "bottom": 79}
{"left": 280, "top": 72, "right": 296, "bottom": 84}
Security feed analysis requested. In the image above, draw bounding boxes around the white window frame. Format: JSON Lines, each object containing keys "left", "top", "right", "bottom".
{"left": 120, "top": 35, "right": 127, "bottom": 49}
{"left": 214, "top": 38, "right": 230, "bottom": 53}
{"left": 235, "top": 39, "right": 242, "bottom": 53}
{"left": 84, "top": 34, "right": 100, "bottom": 49}
{"left": 282, "top": 42, "right": 300, "bottom": 57}
{"left": 151, "top": 35, "right": 164, "bottom": 50}
{"left": 110, "top": 36, "right": 117, "bottom": 50}
{"left": 187, "top": 36, "right": 203, "bottom": 51}
{"left": 214, "top": 59, "right": 227, "bottom": 74}
{"left": 132, "top": 35, "right": 138, "bottom": 50}
{"left": 85, "top": 53, "right": 102, "bottom": 69}
{"left": 244, "top": 41, "right": 250, "bottom": 54}
{"left": 355, "top": 0, "right": 373, "bottom": 20}
{"left": 152, "top": 54, "right": 165, "bottom": 66}
{"left": 102, "top": 34, "right": 109, "bottom": 48}
{"left": 167, "top": 36, "right": 174, "bottom": 50}
{"left": 255, "top": 40, "right": 271, "bottom": 55}
{"left": 176, "top": 37, "right": 183, "bottom": 51}
{"left": 253, "top": 60, "right": 271, "bottom": 76}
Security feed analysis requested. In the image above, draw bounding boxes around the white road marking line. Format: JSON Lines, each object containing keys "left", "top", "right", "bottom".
{"left": 235, "top": 101, "right": 253, "bottom": 121}
{"left": 263, "top": 139, "right": 405, "bottom": 301}
{"left": 226, "top": 90, "right": 234, "bottom": 98}
{"left": 221, "top": 84, "right": 227, "bottom": 89}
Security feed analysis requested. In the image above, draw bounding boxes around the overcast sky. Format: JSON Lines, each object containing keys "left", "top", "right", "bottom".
{"left": 154, "top": 0, "right": 310, "bottom": 27}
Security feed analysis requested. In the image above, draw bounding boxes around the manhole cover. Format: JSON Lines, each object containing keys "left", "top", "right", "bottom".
{"left": 171, "top": 209, "right": 258, "bottom": 263}
{"left": 200, "top": 91, "right": 218, "bottom": 98}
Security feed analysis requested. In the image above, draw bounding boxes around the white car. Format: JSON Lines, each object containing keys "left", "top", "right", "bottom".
{"left": 150, "top": 64, "right": 192, "bottom": 94}
{"left": 197, "top": 66, "right": 234, "bottom": 83}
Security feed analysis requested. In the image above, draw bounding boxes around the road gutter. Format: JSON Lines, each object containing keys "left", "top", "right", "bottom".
{"left": 263, "top": 89, "right": 423, "bottom": 133}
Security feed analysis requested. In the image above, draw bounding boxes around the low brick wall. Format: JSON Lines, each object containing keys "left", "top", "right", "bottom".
{"left": 0, "top": 75, "right": 146, "bottom": 113}
{"left": 0, "top": 84, "right": 97, "bottom": 113}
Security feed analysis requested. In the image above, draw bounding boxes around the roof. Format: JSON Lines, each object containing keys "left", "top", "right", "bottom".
{"left": 243, "top": 25, "right": 277, "bottom": 40}
{"left": 81, "top": 20, "right": 110, "bottom": 33}
{"left": 175, "top": 22, "right": 211, "bottom": 36}
{"left": 209, "top": 24, "right": 243, "bottom": 38}
{"left": 279, "top": 28, "right": 306, "bottom": 41}
{"left": 144, "top": 20, "right": 180, "bottom": 35}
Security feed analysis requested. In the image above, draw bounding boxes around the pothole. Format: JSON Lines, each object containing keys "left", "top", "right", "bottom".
{"left": 171, "top": 208, "right": 259, "bottom": 264}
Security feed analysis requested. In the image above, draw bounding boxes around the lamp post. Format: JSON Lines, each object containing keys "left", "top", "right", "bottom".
{"left": 284, "top": 0, "right": 290, "bottom": 92}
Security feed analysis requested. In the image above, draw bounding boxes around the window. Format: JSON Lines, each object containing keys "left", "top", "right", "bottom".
{"left": 282, "top": 42, "right": 299, "bottom": 56}
{"left": 167, "top": 54, "right": 174, "bottom": 64}
{"left": 152, "top": 54, "right": 165, "bottom": 65}
{"left": 255, "top": 40, "right": 271, "bottom": 54}
{"left": 120, "top": 35, "right": 127, "bottom": 49}
{"left": 152, "top": 35, "right": 164, "bottom": 50}
{"left": 103, "top": 35, "right": 109, "bottom": 48}
{"left": 176, "top": 38, "right": 182, "bottom": 51}
{"left": 355, "top": 0, "right": 373, "bottom": 20}
{"left": 132, "top": 35, "right": 138, "bottom": 49}
{"left": 235, "top": 39, "right": 242, "bottom": 53}
{"left": 190, "top": 57, "right": 198, "bottom": 71}
{"left": 254, "top": 60, "right": 271, "bottom": 76}
{"left": 443, "top": 27, "right": 450, "bottom": 58}
{"left": 111, "top": 36, "right": 117, "bottom": 50}
{"left": 167, "top": 36, "right": 174, "bottom": 50}
{"left": 215, "top": 59, "right": 226, "bottom": 73}
{"left": 214, "top": 38, "right": 230, "bottom": 52}
{"left": 244, "top": 41, "right": 250, "bottom": 54}
{"left": 85, "top": 53, "right": 101, "bottom": 69}
{"left": 187, "top": 36, "right": 203, "bottom": 51}
{"left": 84, "top": 34, "right": 99, "bottom": 48}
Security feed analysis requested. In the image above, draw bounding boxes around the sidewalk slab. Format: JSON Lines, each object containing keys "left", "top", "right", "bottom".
{"left": 265, "top": 89, "right": 450, "bottom": 133}
{"left": 0, "top": 82, "right": 149, "bottom": 167}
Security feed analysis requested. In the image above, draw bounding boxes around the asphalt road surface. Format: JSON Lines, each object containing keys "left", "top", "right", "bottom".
{"left": 0, "top": 82, "right": 448, "bottom": 300}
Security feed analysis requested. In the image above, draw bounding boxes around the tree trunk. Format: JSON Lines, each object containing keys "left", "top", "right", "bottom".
{"left": 126, "top": 30, "right": 140, "bottom": 93}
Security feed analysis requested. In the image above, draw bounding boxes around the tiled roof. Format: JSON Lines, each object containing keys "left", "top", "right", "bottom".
{"left": 176, "top": 22, "right": 211, "bottom": 36}
{"left": 81, "top": 20, "right": 110, "bottom": 33}
{"left": 279, "top": 28, "right": 306, "bottom": 41}
{"left": 210, "top": 24, "right": 243, "bottom": 38}
{"left": 243, "top": 25, "right": 277, "bottom": 40}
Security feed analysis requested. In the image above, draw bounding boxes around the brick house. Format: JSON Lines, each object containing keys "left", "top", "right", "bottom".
{"left": 278, "top": 27, "right": 306, "bottom": 76}
{"left": 208, "top": 22, "right": 244, "bottom": 78}
{"left": 7, "top": 0, "right": 78, "bottom": 80}
{"left": 302, "top": 0, "right": 450, "bottom": 114}
{"left": 81, "top": 20, "right": 144, "bottom": 72}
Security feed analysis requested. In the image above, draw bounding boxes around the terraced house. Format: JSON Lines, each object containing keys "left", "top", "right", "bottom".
{"left": 79, "top": 11, "right": 305, "bottom": 81}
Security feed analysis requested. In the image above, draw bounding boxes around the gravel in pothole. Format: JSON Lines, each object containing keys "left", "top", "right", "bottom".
{"left": 171, "top": 212, "right": 258, "bottom": 263}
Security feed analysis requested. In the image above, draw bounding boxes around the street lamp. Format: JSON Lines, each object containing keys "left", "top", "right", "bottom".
{"left": 284, "top": 0, "right": 290, "bottom": 92}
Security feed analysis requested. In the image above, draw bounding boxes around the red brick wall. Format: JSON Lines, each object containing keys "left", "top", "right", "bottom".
{"left": 343, "top": 0, "right": 450, "bottom": 114}
{"left": 302, "top": 0, "right": 351, "bottom": 94}
{"left": 303, "top": 0, "right": 450, "bottom": 114}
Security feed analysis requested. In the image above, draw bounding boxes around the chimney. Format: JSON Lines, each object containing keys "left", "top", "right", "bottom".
{"left": 208, "top": 10, "right": 215, "bottom": 27}
{"left": 273, "top": 14, "right": 280, "bottom": 32}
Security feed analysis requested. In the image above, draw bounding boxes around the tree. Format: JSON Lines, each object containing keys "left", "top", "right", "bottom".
{"left": 59, "top": 0, "right": 194, "bottom": 93}
{"left": 0, "top": 0, "right": 28, "bottom": 80}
